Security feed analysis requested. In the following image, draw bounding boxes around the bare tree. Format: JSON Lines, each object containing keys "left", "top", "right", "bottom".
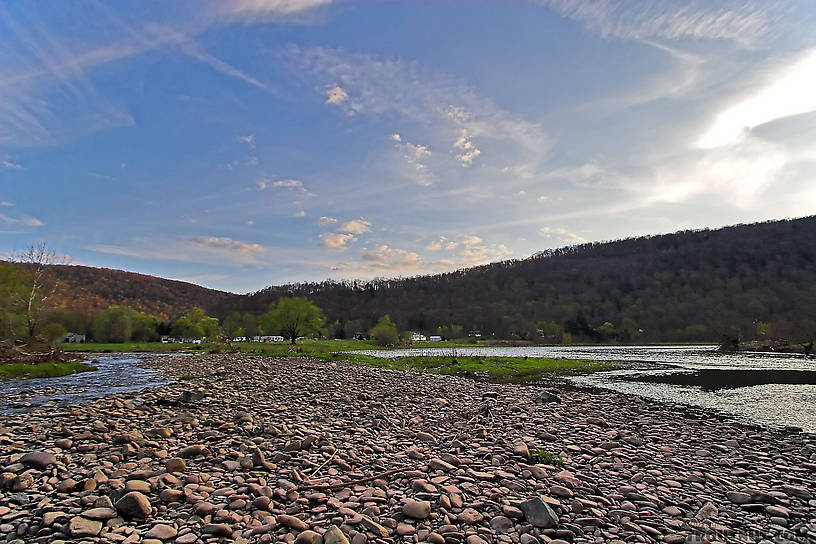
{"left": 12, "top": 242, "right": 67, "bottom": 338}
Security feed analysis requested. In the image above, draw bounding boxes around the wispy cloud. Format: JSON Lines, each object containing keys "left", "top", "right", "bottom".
{"left": 319, "top": 232, "right": 356, "bottom": 251}
{"left": 257, "top": 177, "right": 310, "bottom": 192}
{"left": 391, "top": 133, "right": 432, "bottom": 185}
{"left": 187, "top": 236, "right": 268, "bottom": 263}
{"left": 2, "top": 160, "right": 23, "bottom": 169}
{"left": 325, "top": 84, "right": 348, "bottom": 105}
{"left": 288, "top": 46, "right": 549, "bottom": 180}
{"left": 697, "top": 48, "right": 816, "bottom": 149}
{"left": 537, "top": 0, "right": 775, "bottom": 45}
{"left": 540, "top": 226, "right": 586, "bottom": 244}
{"left": 0, "top": 212, "right": 44, "bottom": 227}
{"left": 338, "top": 218, "right": 372, "bottom": 234}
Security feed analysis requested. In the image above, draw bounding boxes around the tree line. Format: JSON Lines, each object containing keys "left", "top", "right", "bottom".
{"left": 3, "top": 216, "right": 815, "bottom": 346}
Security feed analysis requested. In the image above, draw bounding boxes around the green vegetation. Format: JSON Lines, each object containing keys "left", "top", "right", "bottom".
{"left": 528, "top": 448, "right": 564, "bottom": 467}
{"left": 0, "top": 360, "right": 97, "bottom": 380}
{"left": 171, "top": 307, "right": 220, "bottom": 340}
{"left": 370, "top": 315, "right": 400, "bottom": 346}
{"left": 92, "top": 305, "right": 160, "bottom": 343}
{"left": 338, "top": 354, "right": 618, "bottom": 383}
{"left": 61, "top": 342, "right": 197, "bottom": 353}
{"left": 259, "top": 297, "right": 324, "bottom": 344}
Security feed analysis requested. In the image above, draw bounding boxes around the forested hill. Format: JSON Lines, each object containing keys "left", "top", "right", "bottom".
{"left": 36, "top": 215, "right": 816, "bottom": 342}
{"left": 46, "top": 265, "right": 232, "bottom": 319}
{"left": 231, "top": 216, "right": 816, "bottom": 342}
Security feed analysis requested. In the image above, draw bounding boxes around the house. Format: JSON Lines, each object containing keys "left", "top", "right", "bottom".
{"left": 160, "top": 336, "right": 173, "bottom": 344}
{"left": 468, "top": 330, "right": 482, "bottom": 338}
{"left": 232, "top": 336, "right": 247, "bottom": 343}
{"left": 252, "top": 335, "right": 285, "bottom": 342}
{"left": 61, "top": 332, "right": 86, "bottom": 343}
{"left": 410, "top": 332, "right": 427, "bottom": 342}
{"left": 429, "top": 335, "right": 442, "bottom": 342}
{"left": 353, "top": 331, "right": 368, "bottom": 340}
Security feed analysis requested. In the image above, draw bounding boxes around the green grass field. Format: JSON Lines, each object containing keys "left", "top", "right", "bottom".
{"left": 61, "top": 342, "right": 198, "bottom": 353}
{"left": 0, "top": 361, "right": 97, "bottom": 380}
{"left": 60, "top": 339, "right": 625, "bottom": 383}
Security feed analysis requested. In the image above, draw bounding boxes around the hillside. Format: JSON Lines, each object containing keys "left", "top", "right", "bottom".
{"left": 232, "top": 216, "right": 816, "bottom": 342}
{"left": 36, "top": 215, "right": 816, "bottom": 342}
{"left": 45, "top": 265, "right": 232, "bottom": 319}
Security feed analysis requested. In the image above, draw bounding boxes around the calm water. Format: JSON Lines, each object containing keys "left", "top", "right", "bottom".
{"left": 0, "top": 354, "right": 172, "bottom": 415}
{"left": 355, "top": 345, "right": 816, "bottom": 433}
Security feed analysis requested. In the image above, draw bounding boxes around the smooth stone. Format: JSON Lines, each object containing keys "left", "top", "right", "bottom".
{"left": 69, "top": 516, "right": 102, "bottom": 537}
{"left": 115, "top": 491, "right": 152, "bottom": 518}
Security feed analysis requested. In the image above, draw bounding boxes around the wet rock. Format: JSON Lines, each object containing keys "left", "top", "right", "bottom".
{"left": 69, "top": 516, "right": 102, "bottom": 537}
{"left": 520, "top": 496, "right": 559, "bottom": 528}
{"left": 115, "top": 491, "right": 152, "bottom": 518}
{"left": 20, "top": 451, "right": 56, "bottom": 469}
{"left": 403, "top": 499, "right": 431, "bottom": 519}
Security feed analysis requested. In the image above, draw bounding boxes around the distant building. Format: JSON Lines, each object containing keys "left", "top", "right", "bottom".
{"left": 252, "top": 335, "right": 285, "bottom": 342}
{"left": 468, "top": 330, "right": 482, "bottom": 338}
{"left": 232, "top": 336, "right": 247, "bottom": 342}
{"left": 429, "top": 335, "right": 442, "bottom": 342}
{"left": 410, "top": 332, "right": 427, "bottom": 342}
{"left": 353, "top": 331, "right": 368, "bottom": 340}
{"left": 61, "top": 332, "right": 86, "bottom": 343}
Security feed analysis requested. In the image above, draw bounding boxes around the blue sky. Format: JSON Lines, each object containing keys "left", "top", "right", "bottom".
{"left": 2, "top": 1, "right": 815, "bottom": 293}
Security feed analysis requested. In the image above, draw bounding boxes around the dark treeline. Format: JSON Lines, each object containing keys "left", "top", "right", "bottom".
{"left": 219, "top": 216, "right": 816, "bottom": 343}
{"left": 19, "top": 215, "right": 816, "bottom": 344}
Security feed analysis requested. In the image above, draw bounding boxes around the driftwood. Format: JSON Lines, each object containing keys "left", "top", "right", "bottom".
{"left": 0, "top": 339, "right": 70, "bottom": 365}
{"left": 297, "top": 465, "right": 414, "bottom": 491}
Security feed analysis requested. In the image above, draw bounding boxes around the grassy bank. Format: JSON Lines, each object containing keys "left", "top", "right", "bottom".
{"left": 60, "top": 339, "right": 624, "bottom": 383}
{"left": 328, "top": 353, "right": 619, "bottom": 383}
{"left": 62, "top": 342, "right": 198, "bottom": 353}
{"left": 0, "top": 361, "right": 97, "bottom": 380}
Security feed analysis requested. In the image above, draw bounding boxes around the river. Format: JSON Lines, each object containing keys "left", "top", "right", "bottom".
{"left": 0, "top": 354, "right": 172, "bottom": 415}
{"left": 353, "top": 345, "right": 816, "bottom": 433}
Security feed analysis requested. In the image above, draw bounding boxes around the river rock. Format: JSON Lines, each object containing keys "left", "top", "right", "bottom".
{"left": 115, "top": 491, "right": 152, "bottom": 518}
{"left": 521, "top": 496, "right": 559, "bottom": 528}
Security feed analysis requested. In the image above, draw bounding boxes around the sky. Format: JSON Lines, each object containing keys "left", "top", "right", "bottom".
{"left": 1, "top": 0, "right": 815, "bottom": 293}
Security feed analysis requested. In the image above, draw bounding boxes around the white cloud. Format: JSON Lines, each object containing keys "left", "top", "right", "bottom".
{"left": 697, "top": 48, "right": 816, "bottom": 149}
{"left": 540, "top": 226, "right": 586, "bottom": 244}
{"left": 319, "top": 232, "right": 357, "bottom": 250}
{"left": 0, "top": 212, "right": 44, "bottom": 227}
{"left": 239, "top": 134, "right": 256, "bottom": 148}
{"left": 452, "top": 128, "right": 481, "bottom": 167}
{"left": 318, "top": 216, "right": 337, "bottom": 225}
{"left": 2, "top": 160, "right": 23, "bottom": 169}
{"left": 425, "top": 240, "right": 442, "bottom": 251}
{"left": 187, "top": 236, "right": 268, "bottom": 262}
{"left": 338, "top": 218, "right": 372, "bottom": 234}
{"left": 294, "top": 210, "right": 306, "bottom": 217}
{"left": 0, "top": 202, "right": 12, "bottom": 207}
{"left": 257, "top": 178, "right": 310, "bottom": 193}
{"left": 392, "top": 134, "right": 433, "bottom": 185}
{"left": 220, "top": 0, "right": 333, "bottom": 20}
{"left": 461, "top": 235, "right": 482, "bottom": 246}
{"left": 288, "top": 47, "right": 549, "bottom": 178}
{"left": 325, "top": 85, "right": 348, "bottom": 105}
{"left": 537, "top": 195, "right": 548, "bottom": 202}
{"left": 537, "top": 0, "right": 773, "bottom": 45}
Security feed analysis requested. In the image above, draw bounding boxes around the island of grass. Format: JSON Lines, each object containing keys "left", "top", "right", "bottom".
{"left": 330, "top": 353, "right": 621, "bottom": 383}
{"left": 0, "top": 360, "right": 97, "bottom": 380}
{"left": 61, "top": 339, "right": 623, "bottom": 382}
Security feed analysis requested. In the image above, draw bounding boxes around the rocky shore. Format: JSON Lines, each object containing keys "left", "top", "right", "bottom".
{"left": 1, "top": 354, "right": 814, "bottom": 544}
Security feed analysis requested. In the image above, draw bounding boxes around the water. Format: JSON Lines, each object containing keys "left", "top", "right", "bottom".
{"left": 353, "top": 345, "right": 816, "bottom": 433}
{"left": 0, "top": 354, "right": 172, "bottom": 414}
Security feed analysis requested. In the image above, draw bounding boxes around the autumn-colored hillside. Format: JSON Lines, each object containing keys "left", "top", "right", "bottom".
{"left": 46, "top": 264, "right": 233, "bottom": 319}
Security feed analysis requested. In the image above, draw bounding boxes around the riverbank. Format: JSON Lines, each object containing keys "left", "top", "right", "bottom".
{"left": 1, "top": 354, "right": 814, "bottom": 544}
{"left": 0, "top": 360, "right": 96, "bottom": 380}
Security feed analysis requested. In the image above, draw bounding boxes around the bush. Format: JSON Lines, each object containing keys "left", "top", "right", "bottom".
{"left": 370, "top": 315, "right": 399, "bottom": 346}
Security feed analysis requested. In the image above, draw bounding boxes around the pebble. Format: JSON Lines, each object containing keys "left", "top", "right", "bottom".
{"left": 0, "top": 353, "right": 812, "bottom": 544}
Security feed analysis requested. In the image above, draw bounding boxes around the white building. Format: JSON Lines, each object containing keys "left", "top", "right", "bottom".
{"left": 429, "top": 335, "right": 442, "bottom": 342}
{"left": 410, "top": 332, "right": 427, "bottom": 342}
{"left": 61, "top": 332, "right": 86, "bottom": 343}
